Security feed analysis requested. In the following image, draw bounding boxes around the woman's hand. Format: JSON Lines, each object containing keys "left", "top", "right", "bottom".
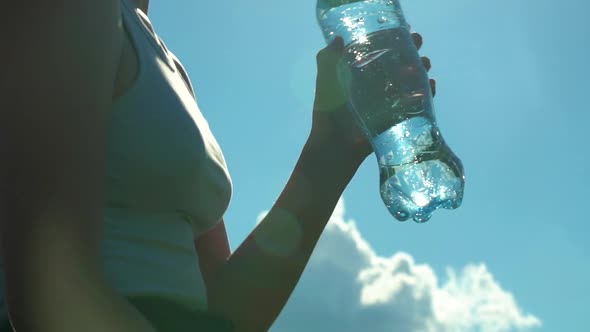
{"left": 308, "top": 31, "right": 436, "bottom": 170}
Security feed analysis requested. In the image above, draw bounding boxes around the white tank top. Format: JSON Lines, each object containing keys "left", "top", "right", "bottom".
{"left": 102, "top": 0, "right": 232, "bottom": 311}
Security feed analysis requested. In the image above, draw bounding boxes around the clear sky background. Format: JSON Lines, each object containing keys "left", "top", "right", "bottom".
{"left": 148, "top": 0, "right": 589, "bottom": 331}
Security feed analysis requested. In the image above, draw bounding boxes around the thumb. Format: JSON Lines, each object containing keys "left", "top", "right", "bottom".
{"left": 314, "top": 36, "right": 348, "bottom": 112}
{"left": 328, "top": 35, "right": 345, "bottom": 50}
{"left": 316, "top": 36, "right": 345, "bottom": 74}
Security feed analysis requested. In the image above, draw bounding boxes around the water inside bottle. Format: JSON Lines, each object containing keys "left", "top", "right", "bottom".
{"left": 374, "top": 117, "right": 464, "bottom": 223}
{"left": 317, "top": 0, "right": 408, "bottom": 46}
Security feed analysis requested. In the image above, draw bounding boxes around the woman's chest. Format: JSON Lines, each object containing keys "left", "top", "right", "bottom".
{"left": 107, "top": 16, "right": 232, "bottom": 230}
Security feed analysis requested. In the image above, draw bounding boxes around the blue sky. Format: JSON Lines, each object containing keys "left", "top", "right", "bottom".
{"left": 149, "top": 0, "right": 589, "bottom": 330}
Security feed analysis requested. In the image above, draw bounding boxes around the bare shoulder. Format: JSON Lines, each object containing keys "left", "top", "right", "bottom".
{"left": 0, "top": 0, "right": 125, "bottom": 293}
{"left": 1, "top": 0, "right": 124, "bottom": 172}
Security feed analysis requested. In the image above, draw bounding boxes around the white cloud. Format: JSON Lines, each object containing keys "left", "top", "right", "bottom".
{"left": 269, "top": 198, "right": 541, "bottom": 332}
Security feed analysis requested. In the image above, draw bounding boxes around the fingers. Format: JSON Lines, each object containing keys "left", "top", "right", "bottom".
{"left": 420, "top": 55, "right": 435, "bottom": 97}
{"left": 421, "top": 56, "right": 431, "bottom": 71}
{"left": 430, "top": 79, "right": 436, "bottom": 97}
{"left": 316, "top": 36, "right": 344, "bottom": 74}
{"left": 412, "top": 32, "right": 434, "bottom": 96}
{"left": 412, "top": 32, "right": 422, "bottom": 50}
{"left": 316, "top": 34, "right": 437, "bottom": 100}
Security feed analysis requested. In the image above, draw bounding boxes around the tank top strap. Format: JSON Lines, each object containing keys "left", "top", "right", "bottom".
{"left": 119, "top": 0, "right": 176, "bottom": 72}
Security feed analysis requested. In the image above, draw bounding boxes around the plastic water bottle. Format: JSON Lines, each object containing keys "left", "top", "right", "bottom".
{"left": 316, "top": 0, "right": 465, "bottom": 223}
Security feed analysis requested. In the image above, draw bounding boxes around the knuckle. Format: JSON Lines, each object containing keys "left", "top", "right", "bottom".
{"left": 316, "top": 49, "right": 328, "bottom": 60}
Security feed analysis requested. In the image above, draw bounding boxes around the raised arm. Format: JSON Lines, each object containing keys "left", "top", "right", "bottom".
{"left": 202, "top": 34, "right": 433, "bottom": 332}
{"left": 201, "top": 37, "right": 370, "bottom": 332}
{"left": 0, "top": 1, "right": 156, "bottom": 331}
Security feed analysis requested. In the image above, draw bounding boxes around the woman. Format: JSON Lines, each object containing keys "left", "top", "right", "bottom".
{"left": 0, "top": 0, "right": 435, "bottom": 331}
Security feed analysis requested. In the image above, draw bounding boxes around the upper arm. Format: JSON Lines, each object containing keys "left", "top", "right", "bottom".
{"left": 194, "top": 219, "right": 231, "bottom": 293}
{"left": 0, "top": 0, "right": 123, "bottom": 328}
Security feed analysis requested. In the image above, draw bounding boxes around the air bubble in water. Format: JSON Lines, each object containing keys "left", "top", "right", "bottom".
{"left": 395, "top": 211, "right": 409, "bottom": 221}
{"left": 413, "top": 212, "right": 432, "bottom": 223}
